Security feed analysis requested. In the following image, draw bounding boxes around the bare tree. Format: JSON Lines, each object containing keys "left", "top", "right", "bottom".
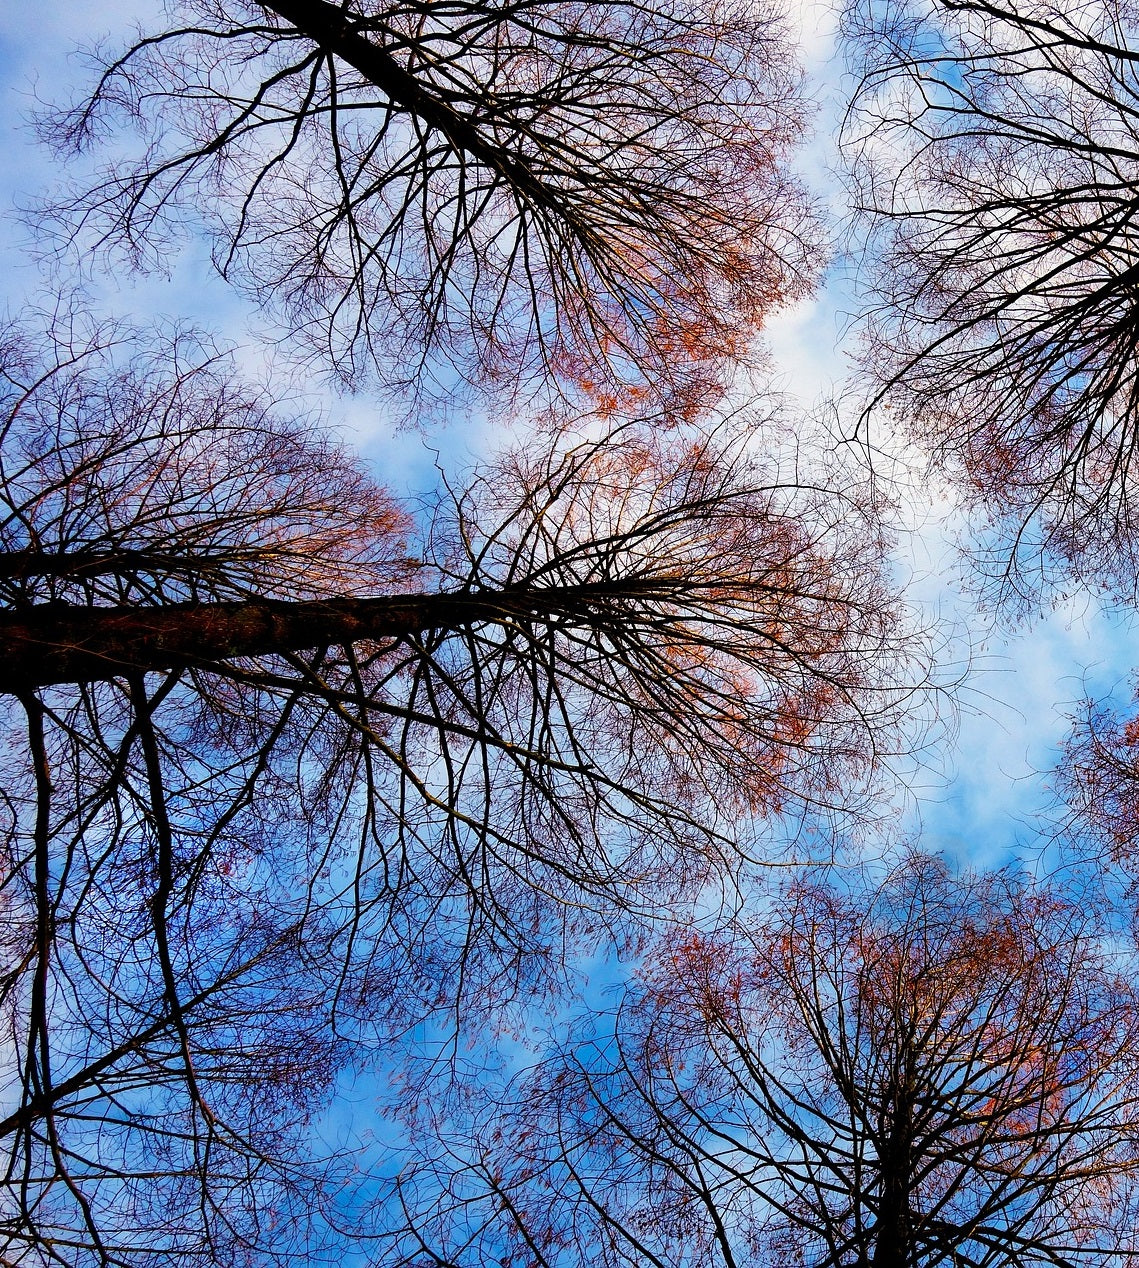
{"left": 1056, "top": 689, "right": 1139, "bottom": 867}
{"left": 389, "top": 854, "right": 1139, "bottom": 1267}
{"left": 0, "top": 311, "right": 930, "bottom": 1263}
{"left": 0, "top": 869, "right": 366, "bottom": 1266}
{"left": 41, "top": 0, "right": 821, "bottom": 411}
{"left": 843, "top": 0, "right": 1139, "bottom": 602}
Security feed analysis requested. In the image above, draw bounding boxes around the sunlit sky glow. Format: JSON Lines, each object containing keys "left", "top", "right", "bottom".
{"left": 0, "top": 1, "right": 1131, "bottom": 870}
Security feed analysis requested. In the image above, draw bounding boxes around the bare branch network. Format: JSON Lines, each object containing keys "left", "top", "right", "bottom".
{"left": 0, "top": 316, "right": 931, "bottom": 1262}
{"left": 44, "top": 0, "right": 822, "bottom": 411}
{"left": 384, "top": 857, "right": 1139, "bottom": 1268}
{"left": 845, "top": 0, "right": 1139, "bottom": 600}
{"left": 8, "top": 0, "right": 1139, "bottom": 1262}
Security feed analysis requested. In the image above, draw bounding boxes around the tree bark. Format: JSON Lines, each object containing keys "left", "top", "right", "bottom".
{"left": 0, "top": 581, "right": 668, "bottom": 692}
{"left": 258, "top": 0, "right": 570, "bottom": 220}
{"left": 873, "top": 1080, "right": 914, "bottom": 1268}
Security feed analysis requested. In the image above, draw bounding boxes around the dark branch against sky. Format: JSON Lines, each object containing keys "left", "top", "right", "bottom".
{"left": 1, "top": 1, "right": 1139, "bottom": 1265}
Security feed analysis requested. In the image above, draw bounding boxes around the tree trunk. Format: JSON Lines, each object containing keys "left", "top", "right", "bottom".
{"left": 873, "top": 1077, "right": 914, "bottom": 1268}
{"left": 0, "top": 580, "right": 673, "bottom": 691}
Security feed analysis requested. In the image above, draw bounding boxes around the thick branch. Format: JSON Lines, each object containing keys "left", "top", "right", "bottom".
{"left": 0, "top": 583, "right": 670, "bottom": 691}
{"left": 259, "top": 0, "right": 567, "bottom": 218}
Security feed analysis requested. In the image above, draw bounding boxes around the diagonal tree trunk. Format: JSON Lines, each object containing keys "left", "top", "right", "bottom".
{"left": 259, "top": 0, "right": 572, "bottom": 224}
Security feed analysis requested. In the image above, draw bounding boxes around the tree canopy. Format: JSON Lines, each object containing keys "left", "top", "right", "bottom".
{"left": 5, "top": 0, "right": 1139, "bottom": 1264}
{"left": 43, "top": 0, "right": 821, "bottom": 412}
{"left": 0, "top": 311, "right": 932, "bottom": 1262}
{"left": 845, "top": 0, "right": 1139, "bottom": 600}
{"left": 385, "top": 856, "right": 1139, "bottom": 1268}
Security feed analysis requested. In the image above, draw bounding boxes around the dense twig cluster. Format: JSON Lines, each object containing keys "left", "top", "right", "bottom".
{"left": 43, "top": 0, "right": 820, "bottom": 411}
{"left": 0, "top": 315, "right": 929, "bottom": 1262}
{"left": 845, "top": 0, "right": 1139, "bottom": 599}
{"left": 1057, "top": 692, "right": 1139, "bottom": 870}
{"left": 10, "top": 0, "right": 1139, "bottom": 1263}
{"left": 384, "top": 857, "right": 1139, "bottom": 1267}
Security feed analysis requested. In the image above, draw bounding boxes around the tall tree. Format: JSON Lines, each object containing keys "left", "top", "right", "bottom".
{"left": 0, "top": 312, "right": 927, "bottom": 1263}
{"left": 843, "top": 0, "right": 1139, "bottom": 602}
{"left": 42, "top": 0, "right": 821, "bottom": 411}
{"left": 388, "top": 855, "right": 1139, "bottom": 1267}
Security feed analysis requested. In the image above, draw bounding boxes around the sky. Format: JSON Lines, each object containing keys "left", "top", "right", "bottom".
{"left": 761, "top": 0, "right": 1139, "bottom": 873}
{"left": 3, "top": 2, "right": 1138, "bottom": 1259}
{"left": 1, "top": 0, "right": 1132, "bottom": 882}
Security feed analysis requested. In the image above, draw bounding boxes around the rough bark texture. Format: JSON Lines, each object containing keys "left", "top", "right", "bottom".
{"left": 0, "top": 582, "right": 663, "bottom": 691}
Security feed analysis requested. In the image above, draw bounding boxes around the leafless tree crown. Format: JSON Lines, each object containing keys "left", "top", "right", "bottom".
{"left": 845, "top": 0, "right": 1139, "bottom": 600}
{"left": 42, "top": 0, "right": 822, "bottom": 410}
{"left": 0, "top": 316, "right": 933, "bottom": 1262}
{"left": 385, "top": 856, "right": 1139, "bottom": 1268}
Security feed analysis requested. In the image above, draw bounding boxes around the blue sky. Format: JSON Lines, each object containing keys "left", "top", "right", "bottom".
{"left": 764, "top": 0, "right": 1139, "bottom": 871}
{"left": 0, "top": 0, "right": 460, "bottom": 494}
{"left": 3, "top": 0, "right": 1131, "bottom": 874}
{"left": 4, "top": 2, "right": 1138, "bottom": 1258}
